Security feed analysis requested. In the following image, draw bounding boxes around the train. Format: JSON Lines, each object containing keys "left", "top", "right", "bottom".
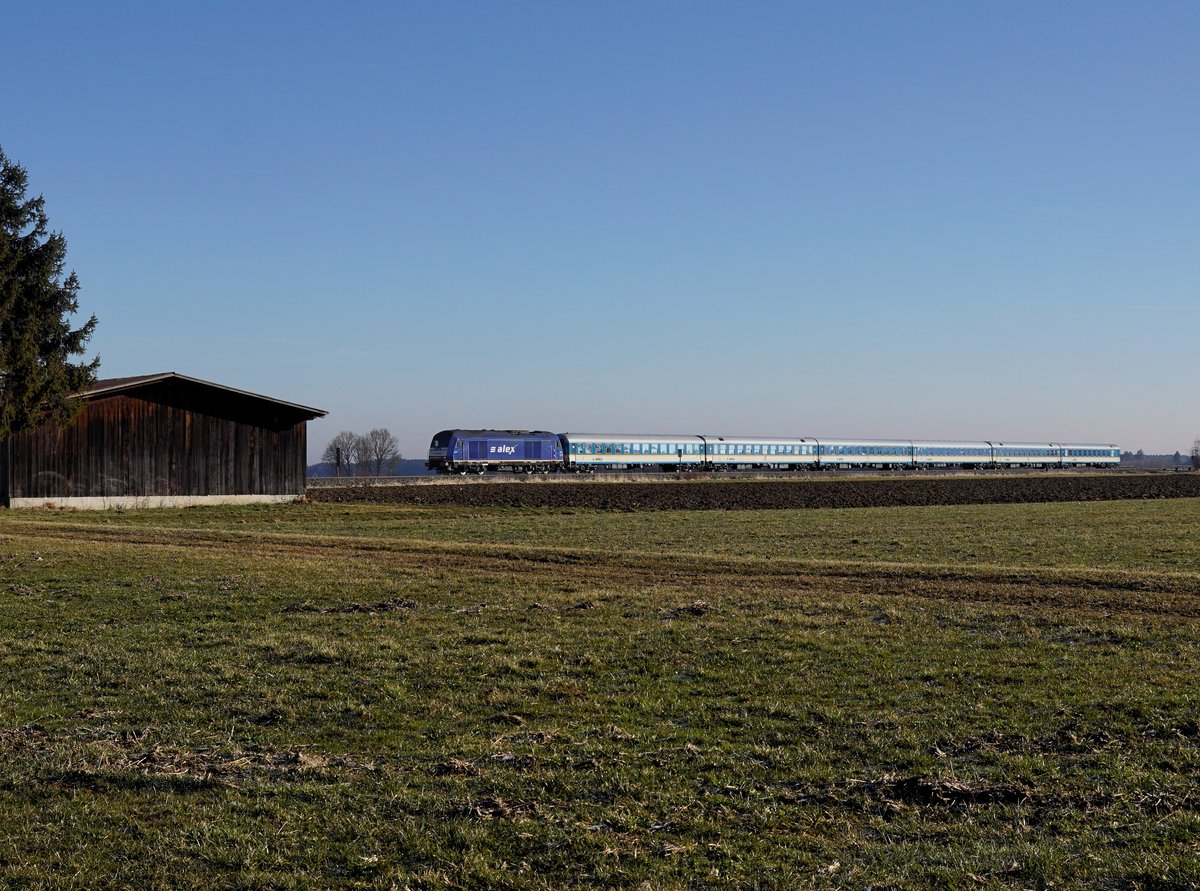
{"left": 426, "top": 429, "right": 1121, "bottom": 474}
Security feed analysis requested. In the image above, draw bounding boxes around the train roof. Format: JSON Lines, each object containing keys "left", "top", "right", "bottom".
{"left": 561, "top": 432, "right": 704, "bottom": 443}
{"left": 439, "top": 429, "right": 558, "bottom": 438}
{"left": 812, "top": 437, "right": 915, "bottom": 446}
{"left": 906, "top": 439, "right": 992, "bottom": 449}
{"left": 701, "top": 434, "right": 816, "bottom": 444}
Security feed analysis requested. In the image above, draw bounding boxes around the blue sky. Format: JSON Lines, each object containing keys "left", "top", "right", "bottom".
{"left": 5, "top": 2, "right": 1198, "bottom": 459}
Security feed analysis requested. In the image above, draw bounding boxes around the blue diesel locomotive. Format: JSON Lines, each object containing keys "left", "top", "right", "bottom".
{"left": 428, "top": 430, "right": 1120, "bottom": 474}
{"left": 426, "top": 430, "right": 564, "bottom": 474}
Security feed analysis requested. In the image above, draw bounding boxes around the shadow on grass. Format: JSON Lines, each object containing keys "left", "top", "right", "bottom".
{"left": 35, "top": 770, "right": 227, "bottom": 795}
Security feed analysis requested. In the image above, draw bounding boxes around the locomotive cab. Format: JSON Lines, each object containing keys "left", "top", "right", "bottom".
{"left": 425, "top": 430, "right": 458, "bottom": 472}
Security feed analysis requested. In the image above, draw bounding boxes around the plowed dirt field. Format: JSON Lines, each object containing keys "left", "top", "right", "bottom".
{"left": 309, "top": 472, "right": 1200, "bottom": 511}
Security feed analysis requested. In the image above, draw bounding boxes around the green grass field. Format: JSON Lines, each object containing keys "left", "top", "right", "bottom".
{"left": 1, "top": 498, "right": 1198, "bottom": 888}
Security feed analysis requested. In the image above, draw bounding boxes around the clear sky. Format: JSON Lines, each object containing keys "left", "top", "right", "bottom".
{"left": 5, "top": 2, "right": 1198, "bottom": 460}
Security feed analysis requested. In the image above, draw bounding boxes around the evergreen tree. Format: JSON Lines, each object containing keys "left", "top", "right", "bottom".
{"left": 0, "top": 147, "right": 98, "bottom": 437}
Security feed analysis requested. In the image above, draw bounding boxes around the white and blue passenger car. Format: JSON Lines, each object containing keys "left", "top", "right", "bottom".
{"left": 562, "top": 434, "right": 705, "bottom": 469}
{"left": 699, "top": 435, "right": 818, "bottom": 469}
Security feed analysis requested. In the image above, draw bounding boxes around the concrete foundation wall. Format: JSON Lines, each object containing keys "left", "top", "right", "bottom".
{"left": 8, "top": 494, "right": 302, "bottom": 510}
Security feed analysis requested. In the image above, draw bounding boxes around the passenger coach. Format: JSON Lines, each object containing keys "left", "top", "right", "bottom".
{"left": 563, "top": 434, "right": 704, "bottom": 470}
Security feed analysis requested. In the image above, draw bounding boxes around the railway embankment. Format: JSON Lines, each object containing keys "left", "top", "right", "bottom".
{"left": 308, "top": 472, "right": 1200, "bottom": 511}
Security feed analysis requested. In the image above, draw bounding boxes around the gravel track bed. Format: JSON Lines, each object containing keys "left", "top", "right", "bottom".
{"left": 309, "top": 473, "right": 1200, "bottom": 511}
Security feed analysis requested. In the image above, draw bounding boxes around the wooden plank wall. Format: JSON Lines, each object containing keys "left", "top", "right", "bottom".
{"left": 4, "top": 387, "right": 309, "bottom": 500}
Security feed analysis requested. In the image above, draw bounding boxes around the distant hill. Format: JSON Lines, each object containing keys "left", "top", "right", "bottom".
{"left": 307, "top": 458, "right": 434, "bottom": 478}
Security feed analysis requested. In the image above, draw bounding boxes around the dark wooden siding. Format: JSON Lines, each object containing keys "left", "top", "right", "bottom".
{"left": 3, "top": 382, "right": 310, "bottom": 501}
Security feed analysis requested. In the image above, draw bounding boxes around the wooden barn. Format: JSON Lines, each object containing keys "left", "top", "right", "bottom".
{"left": 0, "top": 372, "right": 326, "bottom": 508}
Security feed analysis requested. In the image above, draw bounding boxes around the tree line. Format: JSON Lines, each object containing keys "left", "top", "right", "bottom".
{"left": 322, "top": 429, "right": 403, "bottom": 476}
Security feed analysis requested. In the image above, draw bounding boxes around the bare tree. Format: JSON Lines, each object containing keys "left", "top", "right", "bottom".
{"left": 350, "top": 434, "right": 373, "bottom": 476}
{"left": 1191, "top": 437, "right": 1200, "bottom": 471}
{"left": 322, "top": 431, "right": 360, "bottom": 477}
{"left": 364, "top": 427, "right": 401, "bottom": 476}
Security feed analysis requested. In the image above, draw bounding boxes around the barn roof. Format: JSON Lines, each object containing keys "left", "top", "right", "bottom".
{"left": 80, "top": 372, "right": 327, "bottom": 419}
